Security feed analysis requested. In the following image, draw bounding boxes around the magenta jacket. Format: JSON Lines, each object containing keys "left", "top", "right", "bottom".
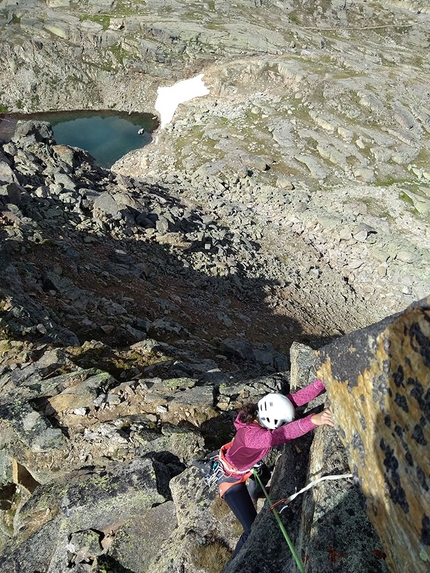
{"left": 225, "top": 379, "right": 326, "bottom": 472}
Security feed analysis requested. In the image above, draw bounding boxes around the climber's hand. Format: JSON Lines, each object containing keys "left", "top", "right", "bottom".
{"left": 311, "top": 408, "right": 334, "bottom": 427}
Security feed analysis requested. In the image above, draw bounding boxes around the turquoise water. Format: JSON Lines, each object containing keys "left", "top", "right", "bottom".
{"left": 0, "top": 110, "right": 159, "bottom": 168}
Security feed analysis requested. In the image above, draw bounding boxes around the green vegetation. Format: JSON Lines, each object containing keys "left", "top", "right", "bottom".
{"left": 184, "top": 11, "right": 204, "bottom": 21}
{"left": 107, "top": 43, "right": 132, "bottom": 66}
{"left": 190, "top": 536, "right": 231, "bottom": 573}
{"left": 96, "top": 555, "right": 135, "bottom": 573}
{"left": 375, "top": 176, "right": 402, "bottom": 187}
{"left": 0, "top": 103, "right": 9, "bottom": 113}
{"left": 399, "top": 190, "right": 419, "bottom": 215}
{"left": 30, "top": 94, "right": 40, "bottom": 111}
{"left": 211, "top": 496, "right": 231, "bottom": 519}
{"left": 99, "top": 0, "right": 146, "bottom": 17}
{"left": 79, "top": 14, "right": 111, "bottom": 31}
{"left": 67, "top": 342, "right": 172, "bottom": 382}
{"left": 399, "top": 190, "right": 414, "bottom": 205}
{"left": 288, "top": 13, "right": 301, "bottom": 26}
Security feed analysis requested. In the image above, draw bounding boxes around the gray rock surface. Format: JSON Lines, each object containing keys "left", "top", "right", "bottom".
{"left": 1, "top": 1, "right": 429, "bottom": 572}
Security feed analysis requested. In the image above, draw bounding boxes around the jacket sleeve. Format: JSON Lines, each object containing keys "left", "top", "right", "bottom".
{"left": 269, "top": 413, "right": 317, "bottom": 447}
{"left": 287, "top": 379, "right": 325, "bottom": 407}
{"left": 243, "top": 414, "right": 318, "bottom": 450}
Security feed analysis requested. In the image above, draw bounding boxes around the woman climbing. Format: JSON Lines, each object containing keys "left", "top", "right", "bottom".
{"left": 214, "top": 379, "right": 333, "bottom": 559}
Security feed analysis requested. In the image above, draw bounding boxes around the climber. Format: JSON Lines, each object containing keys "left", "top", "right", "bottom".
{"left": 197, "top": 380, "right": 333, "bottom": 559}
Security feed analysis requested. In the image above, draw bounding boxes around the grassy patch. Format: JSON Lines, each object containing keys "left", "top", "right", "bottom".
{"left": 107, "top": 43, "right": 132, "bottom": 66}
{"left": 66, "top": 341, "right": 173, "bottom": 382}
{"left": 103, "top": 0, "right": 146, "bottom": 16}
{"left": 190, "top": 537, "right": 232, "bottom": 573}
{"left": 79, "top": 14, "right": 110, "bottom": 31}
{"left": 96, "top": 554, "right": 135, "bottom": 573}
{"left": 399, "top": 190, "right": 419, "bottom": 215}
{"left": 211, "top": 496, "right": 230, "bottom": 519}
{"left": 399, "top": 190, "right": 414, "bottom": 205}
{"left": 30, "top": 93, "right": 40, "bottom": 111}
{"left": 288, "top": 13, "right": 301, "bottom": 26}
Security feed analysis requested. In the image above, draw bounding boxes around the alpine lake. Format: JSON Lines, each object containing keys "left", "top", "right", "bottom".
{"left": 0, "top": 110, "right": 159, "bottom": 168}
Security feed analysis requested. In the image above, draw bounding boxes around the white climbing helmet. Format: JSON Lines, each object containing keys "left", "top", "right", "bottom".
{"left": 257, "top": 393, "right": 295, "bottom": 430}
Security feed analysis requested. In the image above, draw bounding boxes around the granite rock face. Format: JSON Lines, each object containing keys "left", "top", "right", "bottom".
{"left": 315, "top": 296, "right": 430, "bottom": 573}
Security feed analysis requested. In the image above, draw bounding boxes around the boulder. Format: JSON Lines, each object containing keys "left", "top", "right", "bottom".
{"left": 11, "top": 121, "right": 55, "bottom": 145}
{"left": 315, "top": 296, "right": 430, "bottom": 573}
{"left": 0, "top": 458, "right": 170, "bottom": 573}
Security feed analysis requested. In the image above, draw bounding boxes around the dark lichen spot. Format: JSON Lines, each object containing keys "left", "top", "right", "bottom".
{"left": 352, "top": 431, "right": 366, "bottom": 467}
{"left": 393, "top": 365, "right": 404, "bottom": 387}
{"left": 405, "top": 451, "right": 413, "bottom": 467}
{"left": 412, "top": 424, "right": 428, "bottom": 446}
{"left": 421, "top": 515, "right": 430, "bottom": 546}
{"left": 380, "top": 439, "right": 409, "bottom": 513}
{"left": 394, "top": 393, "right": 409, "bottom": 413}
{"left": 394, "top": 424, "right": 404, "bottom": 437}
{"left": 416, "top": 466, "right": 429, "bottom": 492}
{"left": 408, "top": 378, "right": 430, "bottom": 421}
{"left": 383, "top": 475, "right": 409, "bottom": 514}
{"left": 410, "top": 322, "right": 430, "bottom": 368}
{"left": 359, "top": 415, "right": 367, "bottom": 430}
{"left": 380, "top": 439, "right": 398, "bottom": 473}
{"left": 424, "top": 388, "right": 430, "bottom": 422}
{"left": 408, "top": 377, "right": 423, "bottom": 400}
{"left": 384, "top": 414, "right": 391, "bottom": 427}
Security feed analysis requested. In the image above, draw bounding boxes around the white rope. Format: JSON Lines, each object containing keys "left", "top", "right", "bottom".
{"left": 278, "top": 473, "right": 353, "bottom": 513}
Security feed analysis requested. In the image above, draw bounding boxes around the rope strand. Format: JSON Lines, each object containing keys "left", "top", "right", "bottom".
{"left": 278, "top": 473, "right": 353, "bottom": 513}
{"left": 253, "top": 469, "right": 306, "bottom": 573}
{"left": 252, "top": 470, "right": 353, "bottom": 571}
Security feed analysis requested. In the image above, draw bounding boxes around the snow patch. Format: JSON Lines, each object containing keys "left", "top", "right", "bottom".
{"left": 155, "top": 74, "right": 210, "bottom": 129}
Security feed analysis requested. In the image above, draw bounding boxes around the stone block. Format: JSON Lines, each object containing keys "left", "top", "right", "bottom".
{"left": 315, "top": 296, "right": 430, "bottom": 573}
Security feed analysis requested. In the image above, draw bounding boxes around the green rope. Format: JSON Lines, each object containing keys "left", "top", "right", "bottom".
{"left": 253, "top": 469, "right": 306, "bottom": 573}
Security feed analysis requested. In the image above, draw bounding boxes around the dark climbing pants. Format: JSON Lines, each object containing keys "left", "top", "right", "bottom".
{"left": 223, "top": 482, "right": 257, "bottom": 557}
{"left": 221, "top": 465, "right": 271, "bottom": 558}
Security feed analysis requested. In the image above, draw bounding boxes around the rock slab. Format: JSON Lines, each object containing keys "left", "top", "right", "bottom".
{"left": 315, "top": 296, "right": 430, "bottom": 573}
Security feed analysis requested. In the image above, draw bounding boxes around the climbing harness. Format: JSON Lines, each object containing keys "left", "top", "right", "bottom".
{"left": 195, "top": 441, "right": 262, "bottom": 495}
{"left": 252, "top": 470, "right": 354, "bottom": 573}
{"left": 201, "top": 454, "right": 225, "bottom": 488}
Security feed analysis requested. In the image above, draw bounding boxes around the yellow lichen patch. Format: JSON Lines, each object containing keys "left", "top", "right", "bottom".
{"left": 316, "top": 297, "right": 430, "bottom": 573}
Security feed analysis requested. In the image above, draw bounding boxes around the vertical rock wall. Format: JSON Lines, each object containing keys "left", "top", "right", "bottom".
{"left": 315, "top": 296, "right": 430, "bottom": 573}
